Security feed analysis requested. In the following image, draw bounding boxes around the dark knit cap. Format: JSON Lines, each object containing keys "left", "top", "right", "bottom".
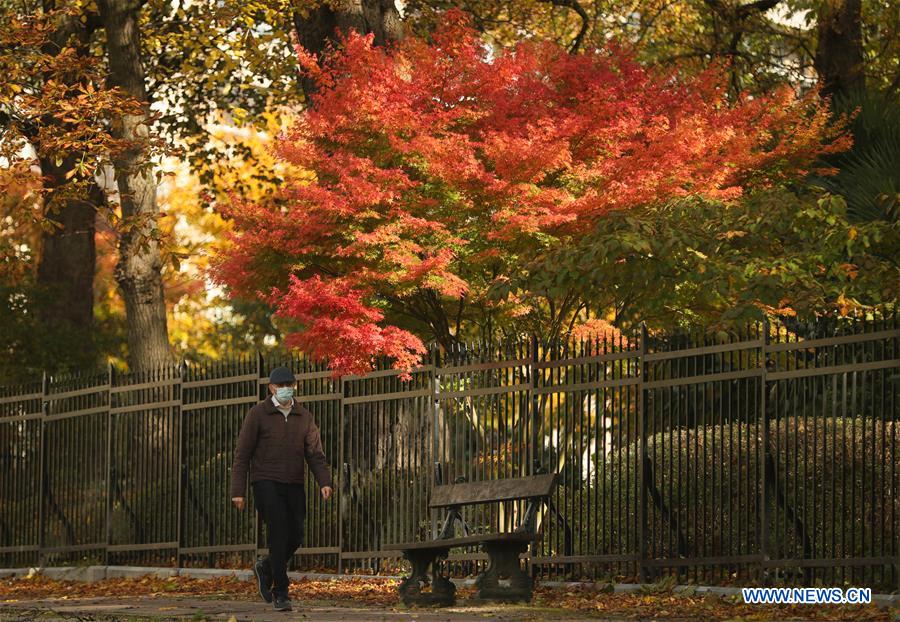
{"left": 269, "top": 366, "right": 294, "bottom": 384}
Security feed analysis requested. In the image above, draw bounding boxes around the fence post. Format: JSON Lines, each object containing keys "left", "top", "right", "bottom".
{"left": 527, "top": 336, "right": 541, "bottom": 580}
{"left": 431, "top": 344, "right": 441, "bottom": 541}
{"left": 104, "top": 363, "right": 113, "bottom": 566}
{"left": 638, "top": 323, "right": 648, "bottom": 583}
{"left": 337, "top": 372, "right": 345, "bottom": 574}
{"left": 758, "top": 319, "right": 769, "bottom": 584}
{"left": 529, "top": 334, "right": 539, "bottom": 475}
{"left": 253, "top": 352, "right": 263, "bottom": 563}
{"left": 176, "top": 359, "right": 186, "bottom": 568}
{"left": 37, "top": 371, "right": 47, "bottom": 568}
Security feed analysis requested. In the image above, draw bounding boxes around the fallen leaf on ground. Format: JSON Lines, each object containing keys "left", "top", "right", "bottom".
{"left": 0, "top": 575, "right": 894, "bottom": 620}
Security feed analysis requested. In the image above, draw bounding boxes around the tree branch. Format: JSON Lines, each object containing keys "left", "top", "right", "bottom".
{"left": 633, "top": 0, "right": 680, "bottom": 46}
{"left": 736, "top": 0, "right": 782, "bottom": 19}
{"left": 0, "top": 109, "right": 39, "bottom": 141}
{"left": 98, "top": 0, "right": 145, "bottom": 16}
{"left": 565, "top": 301, "right": 587, "bottom": 337}
{"left": 703, "top": 0, "right": 781, "bottom": 16}
{"left": 454, "top": 295, "right": 465, "bottom": 337}
{"left": 540, "top": 0, "right": 589, "bottom": 54}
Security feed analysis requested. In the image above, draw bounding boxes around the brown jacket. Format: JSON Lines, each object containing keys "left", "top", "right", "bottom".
{"left": 230, "top": 398, "right": 333, "bottom": 498}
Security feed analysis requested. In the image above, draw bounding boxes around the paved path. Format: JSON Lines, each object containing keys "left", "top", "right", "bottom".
{"left": 0, "top": 596, "right": 621, "bottom": 621}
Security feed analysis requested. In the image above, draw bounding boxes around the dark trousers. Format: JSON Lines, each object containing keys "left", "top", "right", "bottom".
{"left": 253, "top": 480, "right": 306, "bottom": 597}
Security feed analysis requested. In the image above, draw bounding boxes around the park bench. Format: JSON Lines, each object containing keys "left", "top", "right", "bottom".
{"left": 383, "top": 471, "right": 558, "bottom": 606}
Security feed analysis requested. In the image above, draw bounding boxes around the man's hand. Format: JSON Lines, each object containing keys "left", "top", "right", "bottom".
{"left": 321, "top": 486, "right": 333, "bottom": 501}
{"left": 232, "top": 497, "right": 245, "bottom": 511}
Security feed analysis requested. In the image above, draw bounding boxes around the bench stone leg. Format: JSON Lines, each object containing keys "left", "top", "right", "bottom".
{"left": 398, "top": 549, "right": 455, "bottom": 607}
{"left": 475, "top": 541, "right": 533, "bottom": 602}
{"left": 430, "top": 564, "right": 456, "bottom": 605}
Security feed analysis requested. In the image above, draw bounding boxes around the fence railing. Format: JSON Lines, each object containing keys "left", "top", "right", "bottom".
{"left": 0, "top": 315, "right": 897, "bottom": 590}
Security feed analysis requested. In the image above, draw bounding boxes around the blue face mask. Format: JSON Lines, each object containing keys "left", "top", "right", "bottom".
{"left": 275, "top": 387, "right": 294, "bottom": 404}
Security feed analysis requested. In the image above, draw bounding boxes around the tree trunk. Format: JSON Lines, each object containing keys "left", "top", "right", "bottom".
{"left": 98, "top": 0, "right": 172, "bottom": 370}
{"left": 815, "top": 0, "right": 865, "bottom": 98}
{"left": 292, "top": 0, "right": 403, "bottom": 98}
{"left": 36, "top": 160, "right": 101, "bottom": 344}
{"left": 34, "top": 7, "right": 100, "bottom": 355}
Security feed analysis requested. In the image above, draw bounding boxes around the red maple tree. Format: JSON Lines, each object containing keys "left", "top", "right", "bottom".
{"left": 213, "top": 11, "right": 848, "bottom": 376}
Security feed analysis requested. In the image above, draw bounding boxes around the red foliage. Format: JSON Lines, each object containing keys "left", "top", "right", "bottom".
{"left": 213, "top": 10, "right": 848, "bottom": 375}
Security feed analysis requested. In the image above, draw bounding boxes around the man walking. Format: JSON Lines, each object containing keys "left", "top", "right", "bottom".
{"left": 231, "top": 366, "right": 333, "bottom": 612}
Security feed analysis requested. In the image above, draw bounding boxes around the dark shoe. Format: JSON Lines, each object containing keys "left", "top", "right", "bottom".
{"left": 253, "top": 559, "right": 273, "bottom": 603}
{"left": 273, "top": 595, "right": 292, "bottom": 611}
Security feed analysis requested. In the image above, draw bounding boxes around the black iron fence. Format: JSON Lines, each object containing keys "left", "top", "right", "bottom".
{"left": 1, "top": 315, "right": 897, "bottom": 590}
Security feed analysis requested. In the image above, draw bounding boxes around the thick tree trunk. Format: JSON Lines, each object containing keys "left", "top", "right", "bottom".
{"left": 36, "top": 159, "right": 100, "bottom": 338}
{"left": 815, "top": 0, "right": 865, "bottom": 98}
{"left": 34, "top": 7, "right": 100, "bottom": 352}
{"left": 292, "top": 0, "right": 403, "bottom": 98}
{"left": 98, "top": 0, "right": 172, "bottom": 370}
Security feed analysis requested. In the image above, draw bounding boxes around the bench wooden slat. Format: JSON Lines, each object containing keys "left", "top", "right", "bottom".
{"left": 383, "top": 532, "right": 535, "bottom": 551}
{"left": 428, "top": 474, "right": 556, "bottom": 508}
